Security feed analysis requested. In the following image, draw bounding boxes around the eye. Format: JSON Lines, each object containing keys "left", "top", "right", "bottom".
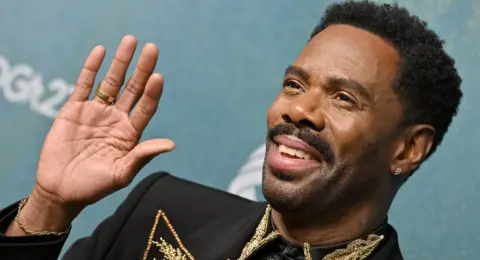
{"left": 335, "top": 92, "right": 356, "bottom": 104}
{"left": 283, "top": 80, "right": 303, "bottom": 90}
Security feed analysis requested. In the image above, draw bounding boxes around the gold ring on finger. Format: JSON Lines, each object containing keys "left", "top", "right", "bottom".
{"left": 95, "top": 84, "right": 117, "bottom": 105}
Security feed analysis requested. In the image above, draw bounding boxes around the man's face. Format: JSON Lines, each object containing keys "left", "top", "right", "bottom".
{"left": 263, "top": 24, "right": 403, "bottom": 213}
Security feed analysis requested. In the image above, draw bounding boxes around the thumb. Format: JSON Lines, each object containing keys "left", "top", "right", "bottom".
{"left": 113, "top": 138, "right": 175, "bottom": 187}
{"left": 130, "top": 138, "right": 176, "bottom": 159}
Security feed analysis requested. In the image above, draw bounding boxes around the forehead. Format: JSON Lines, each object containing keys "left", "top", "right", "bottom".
{"left": 294, "top": 24, "right": 400, "bottom": 94}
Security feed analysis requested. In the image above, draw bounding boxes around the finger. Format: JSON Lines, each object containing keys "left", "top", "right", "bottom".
{"left": 129, "top": 73, "right": 164, "bottom": 133}
{"left": 69, "top": 46, "right": 106, "bottom": 101}
{"left": 113, "top": 138, "right": 175, "bottom": 187}
{"left": 94, "top": 35, "right": 137, "bottom": 104}
{"left": 115, "top": 43, "right": 159, "bottom": 112}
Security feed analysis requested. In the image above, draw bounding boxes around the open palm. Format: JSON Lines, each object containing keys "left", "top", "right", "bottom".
{"left": 34, "top": 36, "right": 174, "bottom": 206}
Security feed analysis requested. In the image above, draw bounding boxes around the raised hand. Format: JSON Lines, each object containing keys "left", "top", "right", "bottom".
{"left": 9, "top": 36, "right": 175, "bottom": 234}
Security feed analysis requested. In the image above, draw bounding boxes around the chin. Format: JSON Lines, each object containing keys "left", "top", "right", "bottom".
{"left": 262, "top": 166, "right": 317, "bottom": 213}
{"left": 262, "top": 160, "right": 349, "bottom": 216}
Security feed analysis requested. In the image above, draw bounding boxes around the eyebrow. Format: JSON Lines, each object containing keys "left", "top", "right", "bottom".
{"left": 325, "top": 76, "right": 373, "bottom": 103}
{"left": 285, "top": 65, "right": 311, "bottom": 85}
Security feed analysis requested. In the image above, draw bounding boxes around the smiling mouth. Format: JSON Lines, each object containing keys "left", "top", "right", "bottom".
{"left": 266, "top": 135, "right": 323, "bottom": 174}
{"left": 278, "top": 144, "right": 314, "bottom": 160}
{"left": 273, "top": 135, "right": 324, "bottom": 162}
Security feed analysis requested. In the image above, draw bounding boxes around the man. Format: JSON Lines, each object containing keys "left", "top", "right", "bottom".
{"left": 0, "top": 1, "right": 462, "bottom": 259}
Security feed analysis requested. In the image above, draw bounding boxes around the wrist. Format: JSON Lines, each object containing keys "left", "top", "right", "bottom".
{"left": 19, "top": 190, "right": 81, "bottom": 233}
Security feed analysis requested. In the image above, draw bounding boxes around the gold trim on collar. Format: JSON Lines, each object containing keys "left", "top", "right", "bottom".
{"left": 238, "top": 205, "right": 280, "bottom": 260}
{"left": 238, "top": 205, "right": 385, "bottom": 260}
{"left": 143, "top": 209, "right": 195, "bottom": 260}
{"left": 323, "top": 234, "right": 384, "bottom": 260}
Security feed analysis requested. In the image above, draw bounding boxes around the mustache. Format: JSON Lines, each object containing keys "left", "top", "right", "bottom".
{"left": 267, "top": 123, "right": 335, "bottom": 164}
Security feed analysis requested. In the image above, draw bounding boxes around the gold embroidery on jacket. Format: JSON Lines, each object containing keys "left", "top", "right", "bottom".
{"left": 238, "top": 205, "right": 385, "bottom": 260}
{"left": 238, "top": 205, "right": 280, "bottom": 260}
{"left": 323, "top": 234, "right": 384, "bottom": 260}
{"left": 141, "top": 205, "right": 384, "bottom": 260}
{"left": 152, "top": 239, "right": 187, "bottom": 260}
{"left": 142, "top": 209, "right": 195, "bottom": 260}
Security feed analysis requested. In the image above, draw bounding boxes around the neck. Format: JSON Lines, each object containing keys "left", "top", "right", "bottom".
{"left": 271, "top": 204, "right": 386, "bottom": 246}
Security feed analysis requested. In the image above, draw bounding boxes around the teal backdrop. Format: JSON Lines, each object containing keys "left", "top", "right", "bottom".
{"left": 0, "top": 0, "right": 478, "bottom": 259}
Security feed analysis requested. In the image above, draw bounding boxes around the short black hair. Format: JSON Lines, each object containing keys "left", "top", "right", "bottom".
{"left": 311, "top": 0, "right": 462, "bottom": 159}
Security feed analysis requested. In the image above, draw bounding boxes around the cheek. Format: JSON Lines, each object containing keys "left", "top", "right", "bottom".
{"left": 327, "top": 110, "right": 372, "bottom": 157}
{"left": 328, "top": 113, "right": 394, "bottom": 167}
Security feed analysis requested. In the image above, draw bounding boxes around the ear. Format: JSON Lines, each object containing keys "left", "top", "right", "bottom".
{"left": 390, "top": 124, "right": 435, "bottom": 177}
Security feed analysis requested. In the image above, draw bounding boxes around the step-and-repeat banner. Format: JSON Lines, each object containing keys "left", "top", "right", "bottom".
{"left": 0, "top": 0, "right": 478, "bottom": 258}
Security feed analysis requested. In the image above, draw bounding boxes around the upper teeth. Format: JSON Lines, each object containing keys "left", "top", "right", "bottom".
{"left": 278, "top": 144, "right": 312, "bottom": 160}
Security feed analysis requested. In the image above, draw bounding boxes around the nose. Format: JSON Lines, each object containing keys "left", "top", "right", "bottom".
{"left": 281, "top": 92, "right": 325, "bottom": 131}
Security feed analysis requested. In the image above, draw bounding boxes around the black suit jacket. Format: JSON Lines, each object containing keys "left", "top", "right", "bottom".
{"left": 0, "top": 172, "right": 403, "bottom": 260}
